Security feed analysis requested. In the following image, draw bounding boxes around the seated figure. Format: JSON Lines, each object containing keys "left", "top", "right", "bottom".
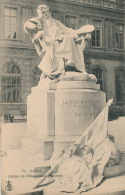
{"left": 24, "top": 4, "right": 97, "bottom": 83}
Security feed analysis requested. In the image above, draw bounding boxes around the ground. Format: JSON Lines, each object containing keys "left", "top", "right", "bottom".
{"left": 0, "top": 116, "right": 125, "bottom": 195}
{"left": 1, "top": 116, "right": 125, "bottom": 151}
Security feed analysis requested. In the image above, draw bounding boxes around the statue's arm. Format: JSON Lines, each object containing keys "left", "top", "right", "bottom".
{"left": 55, "top": 20, "right": 78, "bottom": 38}
{"left": 56, "top": 20, "right": 94, "bottom": 38}
{"left": 76, "top": 25, "right": 94, "bottom": 36}
{"left": 24, "top": 18, "right": 46, "bottom": 58}
{"left": 73, "top": 25, "right": 94, "bottom": 50}
{"left": 56, "top": 20, "right": 92, "bottom": 50}
{"left": 103, "top": 159, "right": 125, "bottom": 178}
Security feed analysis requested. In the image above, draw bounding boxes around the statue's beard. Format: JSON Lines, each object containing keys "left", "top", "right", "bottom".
{"left": 42, "top": 17, "right": 56, "bottom": 27}
{"left": 42, "top": 15, "right": 52, "bottom": 21}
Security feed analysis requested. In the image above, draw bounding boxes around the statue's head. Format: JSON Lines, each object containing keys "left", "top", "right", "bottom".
{"left": 37, "top": 4, "right": 51, "bottom": 19}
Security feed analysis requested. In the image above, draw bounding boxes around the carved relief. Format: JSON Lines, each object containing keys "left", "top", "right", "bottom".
{"left": 0, "top": 57, "right": 26, "bottom": 75}
{"left": 80, "top": 16, "right": 89, "bottom": 26}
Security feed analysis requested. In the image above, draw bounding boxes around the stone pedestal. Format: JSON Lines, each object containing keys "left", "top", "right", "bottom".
{"left": 22, "top": 81, "right": 106, "bottom": 161}
{"left": 22, "top": 88, "right": 55, "bottom": 160}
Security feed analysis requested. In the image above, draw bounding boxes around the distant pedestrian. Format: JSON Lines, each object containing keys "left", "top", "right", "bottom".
{"left": 9, "top": 114, "right": 14, "bottom": 123}
{"left": 4, "top": 113, "right": 8, "bottom": 122}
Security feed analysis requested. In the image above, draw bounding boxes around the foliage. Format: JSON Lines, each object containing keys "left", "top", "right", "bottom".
{"left": 108, "top": 103, "right": 124, "bottom": 121}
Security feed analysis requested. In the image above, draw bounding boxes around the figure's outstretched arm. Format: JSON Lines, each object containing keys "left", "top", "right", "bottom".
{"left": 76, "top": 25, "right": 94, "bottom": 36}
{"left": 74, "top": 25, "right": 94, "bottom": 51}
{"left": 58, "top": 21, "right": 93, "bottom": 51}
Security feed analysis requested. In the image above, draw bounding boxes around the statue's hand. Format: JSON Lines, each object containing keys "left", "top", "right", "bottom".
{"left": 33, "top": 31, "right": 44, "bottom": 42}
{"left": 74, "top": 37, "right": 82, "bottom": 44}
{"left": 85, "top": 34, "right": 91, "bottom": 40}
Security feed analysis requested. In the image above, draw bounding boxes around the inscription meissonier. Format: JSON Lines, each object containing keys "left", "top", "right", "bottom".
{"left": 62, "top": 100, "right": 100, "bottom": 108}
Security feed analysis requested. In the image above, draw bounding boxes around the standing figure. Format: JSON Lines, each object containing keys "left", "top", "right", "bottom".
{"left": 4, "top": 113, "right": 8, "bottom": 122}
{"left": 24, "top": 4, "right": 96, "bottom": 82}
{"left": 9, "top": 114, "right": 14, "bottom": 123}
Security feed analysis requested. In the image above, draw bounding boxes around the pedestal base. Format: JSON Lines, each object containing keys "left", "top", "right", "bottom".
{"left": 22, "top": 81, "right": 106, "bottom": 160}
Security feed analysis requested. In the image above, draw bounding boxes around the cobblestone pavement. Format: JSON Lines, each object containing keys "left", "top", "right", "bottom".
{"left": 1, "top": 116, "right": 125, "bottom": 151}
{"left": 1, "top": 121, "right": 26, "bottom": 151}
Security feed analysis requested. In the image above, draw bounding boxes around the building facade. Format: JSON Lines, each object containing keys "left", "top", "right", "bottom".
{"left": 0, "top": 0, "right": 125, "bottom": 115}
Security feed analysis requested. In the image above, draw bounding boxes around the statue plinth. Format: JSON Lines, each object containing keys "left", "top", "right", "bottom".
{"left": 22, "top": 81, "right": 106, "bottom": 161}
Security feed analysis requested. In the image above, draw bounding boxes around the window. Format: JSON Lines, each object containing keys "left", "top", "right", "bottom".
{"left": 33, "top": 67, "right": 42, "bottom": 86}
{"left": 115, "top": 68, "right": 125, "bottom": 102}
{"left": 92, "top": 66, "right": 105, "bottom": 92}
{"left": 4, "top": 7, "right": 17, "bottom": 39}
{"left": 65, "top": 15, "right": 76, "bottom": 29}
{"left": 91, "top": 21, "right": 102, "bottom": 47}
{"left": 1, "top": 64, "right": 21, "bottom": 103}
{"left": 116, "top": 24, "right": 124, "bottom": 49}
{"left": 50, "top": 10, "right": 64, "bottom": 23}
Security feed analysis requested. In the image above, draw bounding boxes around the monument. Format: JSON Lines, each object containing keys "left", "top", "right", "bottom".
{"left": 23, "top": 4, "right": 106, "bottom": 161}
{"left": 21, "top": 4, "right": 124, "bottom": 194}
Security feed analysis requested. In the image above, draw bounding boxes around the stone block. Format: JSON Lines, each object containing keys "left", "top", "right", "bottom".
{"left": 22, "top": 137, "right": 54, "bottom": 160}
{"left": 23, "top": 81, "right": 106, "bottom": 160}
{"left": 27, "top": 89, "right": 55, "bottom": 136}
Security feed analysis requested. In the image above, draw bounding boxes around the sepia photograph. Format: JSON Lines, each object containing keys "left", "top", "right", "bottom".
{"left": 0, "top": 0, "right": 125, "bottom": 194}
